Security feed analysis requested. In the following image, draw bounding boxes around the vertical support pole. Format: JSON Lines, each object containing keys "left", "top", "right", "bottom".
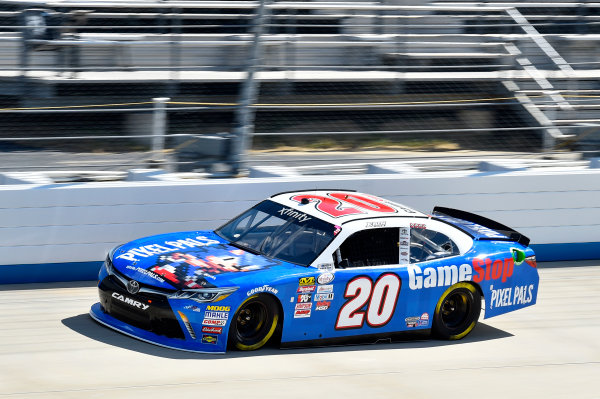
{"left": 152, "top": 97, "right": 170, "bottom": 164}
{"left": 168, "top": 6, "right": 181, "bottom": 97}
{"left": 230, "top": 0, "right": 271, "bottom": 176}
{"left": 19, "top": 11, "right": 30, "bottom": 98}
{"left": 283, "top": 7, "right": 296, "bottom": 95}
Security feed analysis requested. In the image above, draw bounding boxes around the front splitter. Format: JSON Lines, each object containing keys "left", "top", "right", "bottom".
{"left": 89, "top": 302, "right": 226, "bottom": 354}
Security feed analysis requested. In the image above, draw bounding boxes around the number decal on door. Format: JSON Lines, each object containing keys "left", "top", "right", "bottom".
{"left": 335, "top": 273, "right": 401, "bottom": 330}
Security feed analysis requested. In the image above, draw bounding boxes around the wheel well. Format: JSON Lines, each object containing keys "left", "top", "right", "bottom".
{"left": 252, "top": 293, "right": 284, "bottom": 341}
{"left": 467, "top": 281, "right": 484, "bottom": 299}
{"left": 463, "top": 281, "right": 484, "bottom": 311}
{"left": 228, "top": 292, "right": 285, "bottom": 350}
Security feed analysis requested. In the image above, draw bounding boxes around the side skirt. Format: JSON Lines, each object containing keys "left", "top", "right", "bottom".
{"left": 281, "top": 329, "right": 432, "bottom": 349}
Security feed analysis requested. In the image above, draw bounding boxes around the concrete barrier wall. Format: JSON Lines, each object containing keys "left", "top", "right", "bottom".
{"left": 2, "top": 168, "right": 599, "bottom": 283}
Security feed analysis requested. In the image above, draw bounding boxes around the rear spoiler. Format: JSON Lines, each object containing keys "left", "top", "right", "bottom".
{"left": 432, "top": 206, "right": 530, "bottom": 247}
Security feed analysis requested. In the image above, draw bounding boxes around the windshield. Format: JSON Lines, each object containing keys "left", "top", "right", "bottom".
{"left": 215, "top": 200, "right": 338, "bottom": 266}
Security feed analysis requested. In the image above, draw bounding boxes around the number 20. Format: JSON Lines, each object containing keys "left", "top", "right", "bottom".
{"left": 335, "top": 273, "right": 401, "bottom": 330}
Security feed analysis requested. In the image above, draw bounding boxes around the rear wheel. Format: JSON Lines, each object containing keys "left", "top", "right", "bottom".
{"left": 432, "top": 282, "right": 481, "bottom": 340}
{"left": 228, "top": 294, "right": 279, "bottom": 351}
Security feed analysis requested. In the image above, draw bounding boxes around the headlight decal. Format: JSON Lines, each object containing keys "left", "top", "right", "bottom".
{"left": 169, "top": 287, "right": 238, "bottom": 303}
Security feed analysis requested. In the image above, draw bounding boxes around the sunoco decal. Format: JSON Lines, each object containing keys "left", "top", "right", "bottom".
{"left": 201, "top": 334, "right": 218, "bottom": 344}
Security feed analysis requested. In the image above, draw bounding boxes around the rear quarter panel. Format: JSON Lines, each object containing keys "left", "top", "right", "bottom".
{"left": 468, "top": 241, "right": 539, "bottom": 318}
{"left": 278, "top": 242, "right": 539, "bottom": 345}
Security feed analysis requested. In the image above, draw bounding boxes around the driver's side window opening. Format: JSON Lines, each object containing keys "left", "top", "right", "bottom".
{"left": 334, "top": 228, "right": 399, "bottom": 268}
{"left": 410, "top": 228, "right": 459, "bottom": 263}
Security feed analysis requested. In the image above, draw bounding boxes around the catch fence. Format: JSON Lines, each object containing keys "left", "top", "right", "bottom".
{"left": 0, "top": 1, "right": 599, "bottom": 175}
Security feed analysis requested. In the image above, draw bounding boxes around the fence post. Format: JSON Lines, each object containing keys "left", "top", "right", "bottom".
{"left": 229, "top": 0, "right": 271, "bottom": 176}
{"left": 152, "top": 97, "right": 170, "bottom": 164}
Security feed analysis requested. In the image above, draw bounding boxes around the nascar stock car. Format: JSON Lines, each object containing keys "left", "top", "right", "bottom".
{"left": 90, "top": 189, "right": 539, "bottom": 353}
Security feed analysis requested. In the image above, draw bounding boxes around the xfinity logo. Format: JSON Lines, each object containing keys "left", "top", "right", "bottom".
{"left": 277, "top": 207, "right": 312, "bottom": 223}
{"left": 111, "top": 292, "right": 149, "bottom": 310}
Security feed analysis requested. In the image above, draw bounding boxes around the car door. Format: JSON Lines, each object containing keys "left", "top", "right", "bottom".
{"left": 281, "top": 223, "right": 440, "bottom": 344}
{"left": 327, "top": 225, "right": 420, "bottom": 336}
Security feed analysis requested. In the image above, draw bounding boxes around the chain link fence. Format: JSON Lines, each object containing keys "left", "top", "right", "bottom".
{"left": 0, "top": 1, "right": 599, "bottom": 175}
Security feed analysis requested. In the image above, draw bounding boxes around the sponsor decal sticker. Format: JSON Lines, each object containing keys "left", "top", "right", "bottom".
{"left": 204, "top": 311, "right": 229, "bottom": 320}
{"left": 202, "top": 319, "right": 227, "bottom": 326}
{"left": 297, "top": 285, "right": 316, "bottom": 293}
{"left": 318, "top": 263, "right": 335, "bottom": 272}
{"left": 247, "top": 285, "right": 279, "bottom": 296}
{"left": 201, "top": 334, "right": 219, "bottom": 344}
{"left": 116, "top": 236, "right": 220, "bottom": 262}
{"left": 294, "top": 309, "right": 311, "bottom": 318}
{"left": 315, "top": 301, "right": 331, "bottom": 311}
{"left": 184, "top": 305, "right": 202, "bottom": 312}
{"left": 317, "top": 285, "right": 333, "bottom": 293}
{"left": 489, "top": 284, "right": 534, "bottom": 309}
{"left": 399, "top": 230, "right": 410, "bottom": 264}
{"left": 206, "top": 305, "right": 230, "bottom": 311}
{"left": 317, "top": 272, "right": 335, "bottom": 285}
{"left": 408, "top": 263, "right": 473, "bottom": 290}
{"left": 472, "top": 257, "right": 515, "bottom": 284}
{"left": 410, "top": 256, "right": 525, "bottom": 291}
{"left": 462, "top": 222, "right": 506, "bottom": 239}
{"left": 405, "top": 313, "right": 430, "bottom": 327}
{"left": 405, "top": 316, "right": 420, "bottom": 328}
{"left": 299, "top": 277, "right": 315, "bottom": 286}
{"left": 202, "top": 326, "right": 223, "bottom": 334}
{"left": 314, "top": 293, "right": 334, "bottom": 301}
{"left": 295, "top": 303, "right": 312, "bottom": 310}
{"left": 125, "top": 265, "right": 166, "bottom": 283}
{"left": 297, "top": 294, "right": 312, "bottom": 303}
{"left": 410, "top": 223, "right": 426, "bottom": 229}
{"left": 278, "top": 207, "right": 312, "bottom": 223}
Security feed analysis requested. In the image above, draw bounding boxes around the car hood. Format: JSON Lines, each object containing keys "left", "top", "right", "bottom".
{"left": 111, "top": 230, "right": 289, "bottom": 290}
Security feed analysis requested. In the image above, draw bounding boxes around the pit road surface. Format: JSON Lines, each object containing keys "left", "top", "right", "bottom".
{"left": 1, "top": 261, "right": 598, "bottom": 399}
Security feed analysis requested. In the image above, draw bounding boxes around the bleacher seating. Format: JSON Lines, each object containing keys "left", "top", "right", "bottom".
{"left": 0, "top": 0, "right": 598, "bottom": 155}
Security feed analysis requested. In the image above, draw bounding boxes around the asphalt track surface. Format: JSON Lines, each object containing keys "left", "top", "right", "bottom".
{"left": 1, "top": 261, "right": 598, "bottom": 399}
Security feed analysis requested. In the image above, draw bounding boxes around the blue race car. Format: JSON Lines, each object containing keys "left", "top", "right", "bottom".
{"left": 90, "top": 190, "right": 539, "bottom": 353}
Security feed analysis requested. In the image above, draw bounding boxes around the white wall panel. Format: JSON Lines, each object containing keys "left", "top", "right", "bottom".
{"left": 0, "top": 168, "right": 599, "bottom": 265}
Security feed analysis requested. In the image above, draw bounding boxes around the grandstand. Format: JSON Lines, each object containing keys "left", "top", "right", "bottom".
{"left": 0, "top": 0, "right": 599, "bottom": 172}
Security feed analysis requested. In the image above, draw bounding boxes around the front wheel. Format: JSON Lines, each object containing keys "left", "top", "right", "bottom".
{"left": 228, "top": 294, "right": 280, "bottom": 351}
{"left": 432, "top": 282, "right": 481, "bottom": 340}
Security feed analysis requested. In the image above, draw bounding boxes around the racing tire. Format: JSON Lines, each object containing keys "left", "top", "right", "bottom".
{"left": 432, "top": 282, "right": 481, "bottom": 340}
{"left": 228, "top": 294, "right": 280, "bottom": 351}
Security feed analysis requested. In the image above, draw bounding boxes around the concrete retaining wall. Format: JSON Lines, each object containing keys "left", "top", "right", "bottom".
{"left": 1, "top": 167, "right": 599, "bottom": 283}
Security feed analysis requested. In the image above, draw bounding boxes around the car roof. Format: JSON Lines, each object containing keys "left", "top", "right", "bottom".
{"left": 269, "top": 189, "right": 427, "bottom": 224}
